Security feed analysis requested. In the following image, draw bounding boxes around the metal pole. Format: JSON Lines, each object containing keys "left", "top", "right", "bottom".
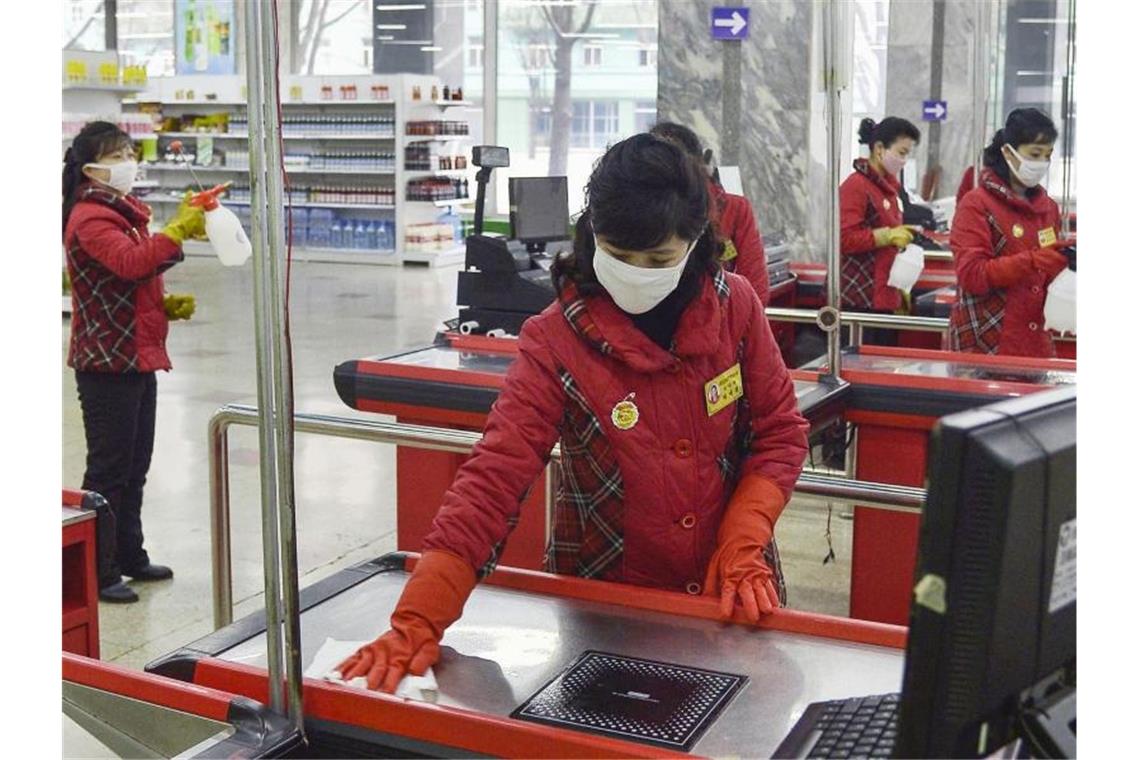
{"left": 242, "top": 0, "right": 285, "bottom": 717}
{"left": 1059, "top": 0, "right": 1076, "bottom": 237}
{"left": 259, "top": 0, "right": 304, "bottom": 731}
{"left": 823, "top": 0, "right": 845, "bottom": 381}
{"left": 970, "top": 1, "right": 991, "bottom": 195}
{"left": 208, "top": 415, "right": 232, "bottom": 629}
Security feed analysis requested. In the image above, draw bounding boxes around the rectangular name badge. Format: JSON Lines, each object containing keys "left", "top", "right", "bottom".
{"left": 1038, "top": 227, "right": 1058, "bottom": 247}
{"left": 705, "top": 363, "right": 744, "bottom": 417}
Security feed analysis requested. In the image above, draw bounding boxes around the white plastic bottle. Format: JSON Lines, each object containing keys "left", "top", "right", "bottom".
{"left": 191, "top": 185, "right": 253, "bottom": 266}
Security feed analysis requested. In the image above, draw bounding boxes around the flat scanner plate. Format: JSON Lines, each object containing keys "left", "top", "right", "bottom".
{"left": 512, "top": 650, "right": 747, "bottom": 751}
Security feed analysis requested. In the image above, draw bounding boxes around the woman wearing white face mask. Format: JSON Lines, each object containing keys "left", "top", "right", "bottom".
{"left": 838, "top": 117, "right": 922, "bottom": 344}
{"left": 948, "top": 108, "right": 1070, "bottom": 357}
{"left": 337, "top": 133, "right": 808, "bottom": 693}
{"left": 63, "top": 121, "right": 206, "bottom": 603}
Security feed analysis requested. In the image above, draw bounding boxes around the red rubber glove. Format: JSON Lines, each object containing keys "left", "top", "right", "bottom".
{"left": 704, "top": 474, "right": 786, "bottom": 623}
{"left": 336, "top": 550, "right": 476, "bottom": 692}
{"left": 984, "top": 252, "right": 1034, "bottom": 289}
{"left": 1030, "top": 247, "right": 1069, "bottom": 278}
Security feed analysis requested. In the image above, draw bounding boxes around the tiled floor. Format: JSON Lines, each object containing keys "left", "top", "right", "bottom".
{"left": 62, "top": 255, "right": 852, "bottom": 671}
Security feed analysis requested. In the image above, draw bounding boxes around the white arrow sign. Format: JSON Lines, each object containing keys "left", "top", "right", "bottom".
{"left": 923, "top": 102, "right": 946, "bottom": 119}
{"left": 714, "top": 10, "right": 747, "bottom": 36}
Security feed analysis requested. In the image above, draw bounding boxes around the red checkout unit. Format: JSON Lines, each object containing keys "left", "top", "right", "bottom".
{"left": 62, "top": 489, "right": 101, "bottom": 659}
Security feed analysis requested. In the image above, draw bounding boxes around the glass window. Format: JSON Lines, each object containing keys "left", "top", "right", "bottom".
{"left": 496, "top": 0, "right": 659, "bottom": 212}
{"left": 64, "top": 0, "right": 106, "bottom": 51}
{"left": 592, "top": 101, "right": 619, "bottom": 147}
{"left": 634, "top": 100, "right": 657, "bottom": 133}
{"left": 117, "top": 0, "right": 176, "bottom": 77}
{"left": 570, "top": 101, "right": 591, "bottom": 148}
{"left": 294, "top": 0, "right": 373, "bottom": 74}
{"left": 467, "top": 38, "right": 484, "bottom": 69}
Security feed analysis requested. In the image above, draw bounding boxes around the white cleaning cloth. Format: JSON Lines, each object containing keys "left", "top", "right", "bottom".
{"left": 304, "top": 637, "right": 438, "bottom": 702}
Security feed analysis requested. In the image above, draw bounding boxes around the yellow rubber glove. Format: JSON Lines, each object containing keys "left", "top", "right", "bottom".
{"left": 886, "top": 225, "right": 915, "bottom": 249}
{"left": 164, "top": 293, "right": 196, "bottom": 321}
{"left": 161, "top": 192, "right": 207, "bottom": 245}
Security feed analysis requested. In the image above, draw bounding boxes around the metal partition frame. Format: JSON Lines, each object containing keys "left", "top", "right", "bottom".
{"left": 207, "top": 404, "right": 925, "bottom": 630}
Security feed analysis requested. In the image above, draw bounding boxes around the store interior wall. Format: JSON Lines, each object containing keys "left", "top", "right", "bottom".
{"left": 657, "top": 0, "right": 816, "bottom": 262}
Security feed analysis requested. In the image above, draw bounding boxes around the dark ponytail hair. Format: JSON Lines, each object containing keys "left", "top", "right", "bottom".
{"left": 63, "top": 121, "right": 133, "bottom": 234}
{"left": 982, "top": 107, "right": 1058, "bottom": 185}
{"left": 552, "top": 133, "right": 717, "bottom": 294}
{"left": 649, "top": 121, "right": 704, "bottom": 159}
{"left": 858, "top": 116, "right": 921, "bottom": 151}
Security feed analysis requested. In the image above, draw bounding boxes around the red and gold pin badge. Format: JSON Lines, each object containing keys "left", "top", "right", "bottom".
{"left": 611, "top": 393, "right": 639, "bottom": 431}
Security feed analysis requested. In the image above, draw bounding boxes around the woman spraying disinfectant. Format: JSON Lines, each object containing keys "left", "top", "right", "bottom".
{"left": 169, "top": 140, "right": 252, "bottom": 266}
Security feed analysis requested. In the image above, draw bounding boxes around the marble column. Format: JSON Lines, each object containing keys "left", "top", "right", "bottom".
{"left": 885, "top": 0, "right": 981, "bottom": 200}
{"left": 658, "top": 0, "right": 819, "bottom": 262}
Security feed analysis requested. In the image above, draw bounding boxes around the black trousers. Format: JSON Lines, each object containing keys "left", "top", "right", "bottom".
{"left": 75, "top": 371, "right": 157, "bottom": 587}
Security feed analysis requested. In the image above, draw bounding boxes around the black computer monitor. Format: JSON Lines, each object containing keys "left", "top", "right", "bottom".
{"left": 896, "top": 386, "right": 1076, "bottom": 757}
{"left": 508, "top": 176, "right": 569, "bottom": 251}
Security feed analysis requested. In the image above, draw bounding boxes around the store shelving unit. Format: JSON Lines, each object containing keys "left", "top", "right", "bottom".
{"left": 124, "top": 73, "right": 472, "bottom": 267}
{"left": 398, "top": 96, "right": 475, "bottom": 267}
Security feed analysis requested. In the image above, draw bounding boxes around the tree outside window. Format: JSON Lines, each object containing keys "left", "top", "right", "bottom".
{"left": 496, "top": 0, "right": 658, "bottom": 211}
{"left": 64, "top": 0, "right": 106, "bottom": 51}
{"left": 294, "top": 0, "right": 370, "bottom": 75}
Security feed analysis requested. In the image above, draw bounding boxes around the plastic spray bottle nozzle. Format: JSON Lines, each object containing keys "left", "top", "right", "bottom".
{"left": 189, "top": 182, "right": 233, "bottom": 211}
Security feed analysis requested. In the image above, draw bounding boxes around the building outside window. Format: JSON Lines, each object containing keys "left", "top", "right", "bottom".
{"left": 496, "top": 0, "right": 659, "bottom": 212}
{"left": 467, "top": 39, "right": 484, "bottom": 69}
{"left": 634, "top": 100, "right": 657, "bottom": 133}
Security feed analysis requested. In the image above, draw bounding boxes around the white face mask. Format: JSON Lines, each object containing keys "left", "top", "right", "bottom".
{"left": 881, "top": 149, "right": 907, "bottom": 177}
{"left": 593, "top": 233, "right": 701, "bottom": 315}
{"left": 85, "top": 160, "right": 138, "bottom": 194}
{"left": 1004, "top": 144, "right": 1050, "bottom": 188}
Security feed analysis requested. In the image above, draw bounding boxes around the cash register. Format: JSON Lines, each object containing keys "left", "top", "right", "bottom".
{"left": 456, "top": 146, "right": 566, "bottom": 336}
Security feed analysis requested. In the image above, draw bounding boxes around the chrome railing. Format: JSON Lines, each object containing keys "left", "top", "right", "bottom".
{"left": 208, "top": 404, "right": 925, "bottom": 629}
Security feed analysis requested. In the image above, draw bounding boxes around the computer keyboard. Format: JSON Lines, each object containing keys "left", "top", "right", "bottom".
{"left": 772, "top": 692, "right": 900, "bottom": 759}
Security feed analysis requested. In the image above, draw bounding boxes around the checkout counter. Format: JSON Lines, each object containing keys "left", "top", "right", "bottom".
{"left": 146, "top": 553, "right": 904, "bottom": 757}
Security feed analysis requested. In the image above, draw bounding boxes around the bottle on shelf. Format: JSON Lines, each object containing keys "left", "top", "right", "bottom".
{"left": 442, "top": 85, "right": 450, "bottom": 101}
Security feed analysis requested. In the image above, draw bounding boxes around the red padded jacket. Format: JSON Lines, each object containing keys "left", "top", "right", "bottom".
{"left": 948, "top": 169, "right": 1061, "bottom": 357}
{"left": 422, "top": 268, "right": 809, "bottom": 595}
{"left": 65, "top": 185, "right": 183, "bottom": 373}
{"left": 710, "top": 184, "right": 770, "bottom": 305}
{"left": 839, "top": 159, "right": 904, "bottom": 312}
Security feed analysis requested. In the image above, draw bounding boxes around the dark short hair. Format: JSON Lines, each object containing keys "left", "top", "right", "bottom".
{"left": 552, "top": 133, "right": 718, "bottom": 294}
{"left": 63, "top": 121, "right": 134, "bottom": 234}
{"left": 983, "top": 107, "right": 1058, "bottom": 185}
{"left": 858, "top": 116, "right": 921, "bottom": 150}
